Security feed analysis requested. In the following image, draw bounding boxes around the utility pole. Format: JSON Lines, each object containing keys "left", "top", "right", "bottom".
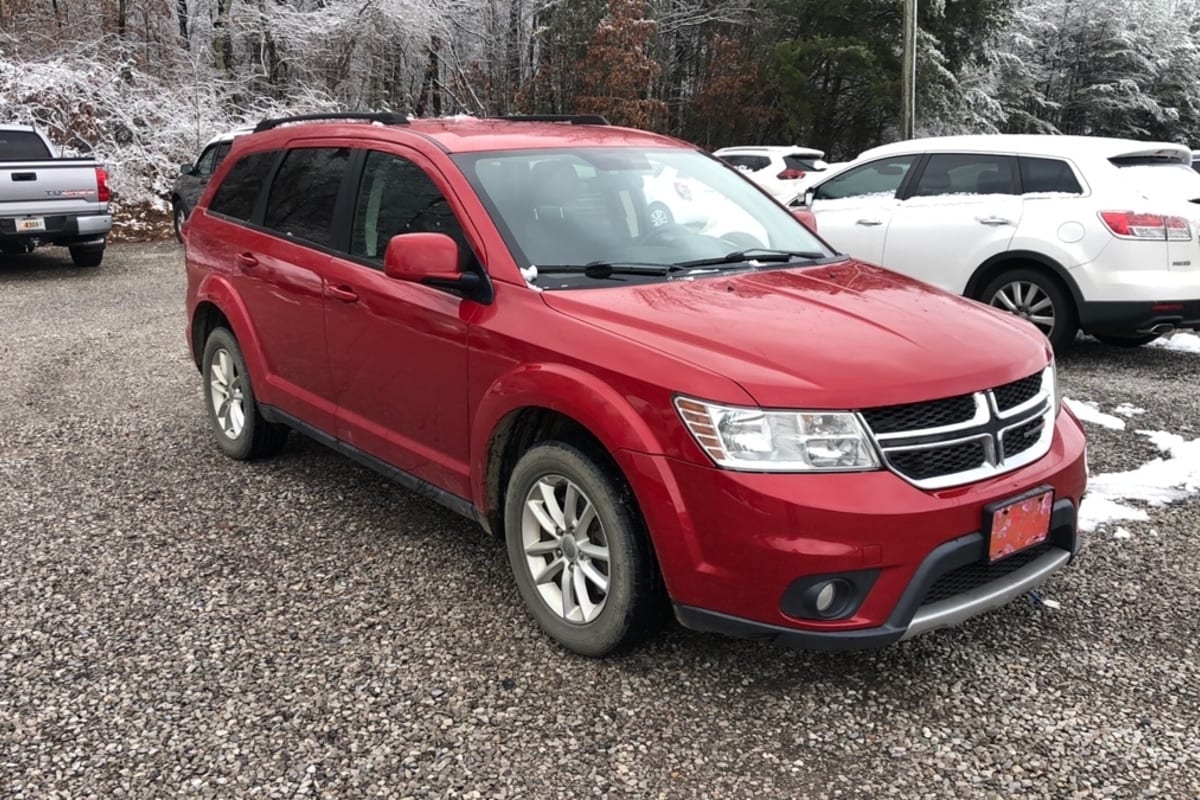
{"left": 901, "top": 0, "right": 917, "bottom": 139}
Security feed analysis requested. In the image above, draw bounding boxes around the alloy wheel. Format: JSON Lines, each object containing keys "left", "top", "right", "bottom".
{"left": 521, "top": 474, "right": 611, "bottom": 624}
{"left": 209, "top": 347, "right": 246, "bottom": 440}
{"left": 990, "top": 281, "right": 1055, "bottom": 335}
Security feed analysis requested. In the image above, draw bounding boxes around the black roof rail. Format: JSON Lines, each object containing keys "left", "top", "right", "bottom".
{"left": 253, "top": 112, "right": 409, "bottom": 133}
{"left": 492, "top": 114, "right": 610, "bottom": 126}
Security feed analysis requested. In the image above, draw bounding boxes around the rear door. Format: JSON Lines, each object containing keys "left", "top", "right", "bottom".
{"left": 808, "top": 154, "right": 919, "bottom": 265}
{"left": 323, "top": 147, "right": 473, "bottom": 498}
{"left": 202, "top": 145, "right": 349, "bottom": 431}
{"left": 882, "top": 153, "right": 1024, "bottom": 291}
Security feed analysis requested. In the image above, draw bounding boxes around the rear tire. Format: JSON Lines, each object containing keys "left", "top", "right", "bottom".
{"left": 201, "top": 327, "right": 288, "bottom": 460}
{"left": 504, "top": 441, "right": 663, "bottom": 657}
{"left": 981, "top": 267, "right": 1077, "bottom": 353}
{"left": 69, "top": 245, "right": 104, "bottom": 268}
{"left": 1093, "top": 333, "right": 1161, "bottom": 347}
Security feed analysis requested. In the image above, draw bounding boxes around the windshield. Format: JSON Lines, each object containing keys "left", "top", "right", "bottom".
{"left": 1111, "top": 158, "right": 1200, "bottom": 202}
{"left": 453, "top": 147, "right": 834, "bottom": 288}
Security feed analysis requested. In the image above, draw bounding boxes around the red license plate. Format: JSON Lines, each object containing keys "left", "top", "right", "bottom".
{"left": 987, "top": 489, "right": 1053, "bottom": 562}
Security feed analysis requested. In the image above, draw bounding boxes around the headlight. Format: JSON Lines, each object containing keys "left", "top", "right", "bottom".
{"left": 675, "top": 397, "right": 880, "bottom": 472}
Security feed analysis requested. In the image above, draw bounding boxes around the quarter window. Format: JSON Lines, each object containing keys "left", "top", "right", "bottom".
{"left": 351, "top": 151, "right": 466, "bottom": 263}
{"left": 1020, "top": 157, "right": 1083, "bottom": 195}
{"left": 814, "top": 156, "right": 917, "bottom": 200}
{"left": 263, "top": 147, "right": 351, "bottom": 247}
{"left": 208, "top": 151, "right": 277, "bottom": 222}
{"left": 911, "top": 154, "right": 1017, "bottom": 197}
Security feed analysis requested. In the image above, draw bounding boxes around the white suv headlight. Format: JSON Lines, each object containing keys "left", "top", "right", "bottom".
{"left": 675, "top": 397, "right": 880, "bottom": 472}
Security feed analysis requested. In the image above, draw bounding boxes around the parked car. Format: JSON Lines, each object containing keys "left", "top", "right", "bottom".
{"left": 1192, "top": 150, "right": 1200, "bottom": 174}
{"left": 800, "top": 134, "right": 1200, "bottom": 351}
{"left": 185, "top": 113, "right": 1086, "bottom": 657}
{"left": 715, "top": 145, "right": 830, "bottom": 201}
{"left": 0, "top": 124, "right": 111, "bottom": 267}
{"left": 642, "top": 163, "right": 709, "bottom": 228}
{"left": 171, "top": 126, "right": 252, "bottom": 241}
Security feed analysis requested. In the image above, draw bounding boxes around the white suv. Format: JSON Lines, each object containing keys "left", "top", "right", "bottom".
{"left": 802, "top": 134, "right": 1200, "bottom": 350}
{"left": 715, "top": 145, "right": 829, "bottom": 202}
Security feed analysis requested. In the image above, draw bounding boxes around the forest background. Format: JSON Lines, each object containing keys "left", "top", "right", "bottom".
{"left": 2, "top": 0, "right": 1198, "bottom": 228}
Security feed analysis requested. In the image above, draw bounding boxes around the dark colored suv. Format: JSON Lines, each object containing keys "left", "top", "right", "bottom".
{"left": 185, "top": 113, "right": 1087, "bottom": 656}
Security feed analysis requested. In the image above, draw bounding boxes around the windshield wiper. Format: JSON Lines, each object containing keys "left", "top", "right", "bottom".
{"left": 535, "top": 261, "right": 689, "bottom": 279}
{"left": 675, "top": 248, "right": 834, "bottom": 268}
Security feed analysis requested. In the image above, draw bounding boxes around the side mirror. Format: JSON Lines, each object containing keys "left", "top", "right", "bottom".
{"left": 383, "top": 232, "right": 491, "bottom": 302}
{"left": 180, "top": 163, "right": 197, "bottom": 176}
{"left": 803, "top": 188, "right": 816, "bottom": 206}
{"left": 791, "top": 208, "right": 818, "bottom": 233}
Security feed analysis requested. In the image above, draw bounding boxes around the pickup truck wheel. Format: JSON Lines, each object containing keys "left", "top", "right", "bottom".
{"left": 173, "top": 202, "right": 187, "bottom": 243}
{"left": 69, "top": 245, "right": 104, "bottom": 268}
{"left": 505, "top": 442, "right": 662, "bottom": 657}
{"left": 201, "top": 327, "right": 288, "bottom": 460}
{"left": 982, "top": 268, "right": 1077, "bottom": 352}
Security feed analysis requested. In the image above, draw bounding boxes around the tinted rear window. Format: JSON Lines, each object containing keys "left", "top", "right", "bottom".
{"left": 1020, "top": 157, "right": 1083, "bottom": 194}
{"left": 209, "top": 151, "right": 278, "bottom": 221}
{"left": 0, "top": 130, "right": 51, "bottom": 160}
{"left": 263, "top": 148, "right": 351, "bottom": 247}
{"left": 721, "top": 155, "right": 771, "bottom": 171}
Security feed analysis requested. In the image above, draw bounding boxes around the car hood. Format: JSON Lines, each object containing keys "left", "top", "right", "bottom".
{"left": 540, "top": 261, "right": 1050, "bottom": 409}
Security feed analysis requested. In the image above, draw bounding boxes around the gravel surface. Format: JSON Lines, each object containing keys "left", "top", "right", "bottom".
{"left": 2, "top": 242, "right": 1198, "bottom": 799}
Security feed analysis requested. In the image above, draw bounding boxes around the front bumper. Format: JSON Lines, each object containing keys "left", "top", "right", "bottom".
{"left": 675, "top": 498, "right": 1076, "bottom": 650}
{"left": 616, "top": 410, "right": 1087, "bottom": 649}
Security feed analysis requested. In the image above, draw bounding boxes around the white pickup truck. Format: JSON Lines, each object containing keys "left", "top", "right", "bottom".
{"left": 0, "top": 125, "right": 112, "bottom": 267}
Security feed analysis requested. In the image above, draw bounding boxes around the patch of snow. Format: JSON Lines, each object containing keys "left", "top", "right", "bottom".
{"left": 1078, "top": 428, "right": 1200, "bottom": 531}
{"left": 1113, "top": 403, "right": 1146, "bottom": 417}
{"left": 521, "top": 265, "right": 543, "bottom": 292}
{"left": 1148, "top": 331, "right": 1200, "bottom": 354}
{"left": 1063, "top": 398, "right": 1126, "bottom": 430}
{"left": 1113, "top": 527, "right": 1133, "bottom": 539}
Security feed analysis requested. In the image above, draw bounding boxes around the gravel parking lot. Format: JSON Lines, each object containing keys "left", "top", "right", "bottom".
{"left": 2, "top": 242, "right": 1199, "bottom": 799}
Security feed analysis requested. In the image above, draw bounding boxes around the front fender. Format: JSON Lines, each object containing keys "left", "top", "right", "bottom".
{"left": 470, "top": 362, "right": 671, "bottom": 512}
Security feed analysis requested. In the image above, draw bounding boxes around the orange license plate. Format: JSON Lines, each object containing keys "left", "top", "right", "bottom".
{"left": 987, "top": 488, "right": 1053, "bottom": 562}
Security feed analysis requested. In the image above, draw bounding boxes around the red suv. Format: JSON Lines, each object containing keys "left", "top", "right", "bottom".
{"left": 184, "top": 113, "right": 1087, "bottom": 656}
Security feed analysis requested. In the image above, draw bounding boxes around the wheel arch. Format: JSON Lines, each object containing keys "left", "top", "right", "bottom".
{"left": 188, "top": 277, "right": 269, "bottom": 388}
{"left": 964, "top": 251, "right": 1084, "bottom": 310}
{"left": 472, "top": 365, "right": 667, "bottom": 539}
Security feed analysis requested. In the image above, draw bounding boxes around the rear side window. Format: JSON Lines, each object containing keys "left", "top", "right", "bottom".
{"left": 350, "top": 151, "right": 466, "bottom": 263}
{"left": 264, "top": 148, "right": 351, "bottom": 246}
{"left": 910, "top": 153, "right": 1017, "bottom": 197}
{"left": 1020, "top": 157, "right": 1083, "bottom": 195}
{"left": 814, "top": 156, "right": 917, "bottom": 201}
{"left": 0, "top": 130, "right": 51, "bottom": 160}
{"left": 209, "top": 151, "right": 277, "bottom": 221}
{"left": 722, "top": 155, "right": 771, "bottom": 171}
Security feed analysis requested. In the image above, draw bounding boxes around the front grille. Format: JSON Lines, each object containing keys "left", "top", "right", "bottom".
{"left": 860, "top": 368, "right": 1053, "bottom": 489}
{"left": 860, "top": 394, "right": 976, "bottom": 434}
{"left": 920, "top": 543, "right": 1055, "bottom": 606}
{"left": 1003, "top": 417, "right": 1044, "bottom": 458}
{"left": 994, "top": 373, "right": 1043, "bottom": 411}
{"left": 889, "top": 440, "right": 987, "bottom": 481}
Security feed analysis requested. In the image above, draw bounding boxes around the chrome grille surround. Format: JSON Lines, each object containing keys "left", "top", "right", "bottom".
{"left": 859, "top": 367, "right": 1055, "bottom": 490}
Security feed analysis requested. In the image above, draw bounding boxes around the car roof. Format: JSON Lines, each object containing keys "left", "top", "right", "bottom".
{"left": 203, "top": 126, "right": 256, "bottom": 148}
{"left": 238, "top": 117, "right": 689, "bottom": 155}
{"left": 715, "top": 145, "right": 825, "bottom": 158}
{"left": 858, "top": 134, "right": 1191, "bottom": 163}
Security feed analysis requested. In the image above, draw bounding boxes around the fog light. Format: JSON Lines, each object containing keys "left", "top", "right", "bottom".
{"left": 815, "top": 581, "right": 837, "bottom": 613}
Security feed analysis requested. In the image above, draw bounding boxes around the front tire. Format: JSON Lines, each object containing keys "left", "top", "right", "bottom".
{"left": 504, "top": 442, "right": 663, "bottom": 657}
{"left": 173, "top": 201, "right": 187, "bottom": 243}
{"left": 982, "top": 268, "right": 1078, "bottom": 352}
{"left": 201, "top": 327, "right": 288, "bottom": 460}
{"left": 69, "top": 245, "right": 104, "bottom": 268}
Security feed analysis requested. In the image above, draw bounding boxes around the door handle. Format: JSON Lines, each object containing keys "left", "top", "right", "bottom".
{"left": 327, "top": 284, "right": 359, "bottom": 303}
{"left": 235, "top": 252, "right": 259, "bottom": 270}
{"left": 976, "top": 216, "right": 1013, "bottom": 226}
{"left": 855, "top": 218, "right": 884, "bottom": 226}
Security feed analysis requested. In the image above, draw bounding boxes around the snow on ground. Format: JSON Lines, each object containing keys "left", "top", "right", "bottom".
{"left": 1079, "top": 428, "right": 1200, "bottom": 531}
{"left": 1063, "top": 397, "right": 1126, "bottom": 430}
{"left": 1113, "top": 403, "right": 1146, "bottom": 417}
{"left": 1148, "top": 331, "right": 1200, "bottom": 354}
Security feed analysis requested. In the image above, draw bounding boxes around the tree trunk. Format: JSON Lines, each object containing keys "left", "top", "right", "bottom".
{"left": 177, "top": 0, "right": 190, "bottom": 48}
